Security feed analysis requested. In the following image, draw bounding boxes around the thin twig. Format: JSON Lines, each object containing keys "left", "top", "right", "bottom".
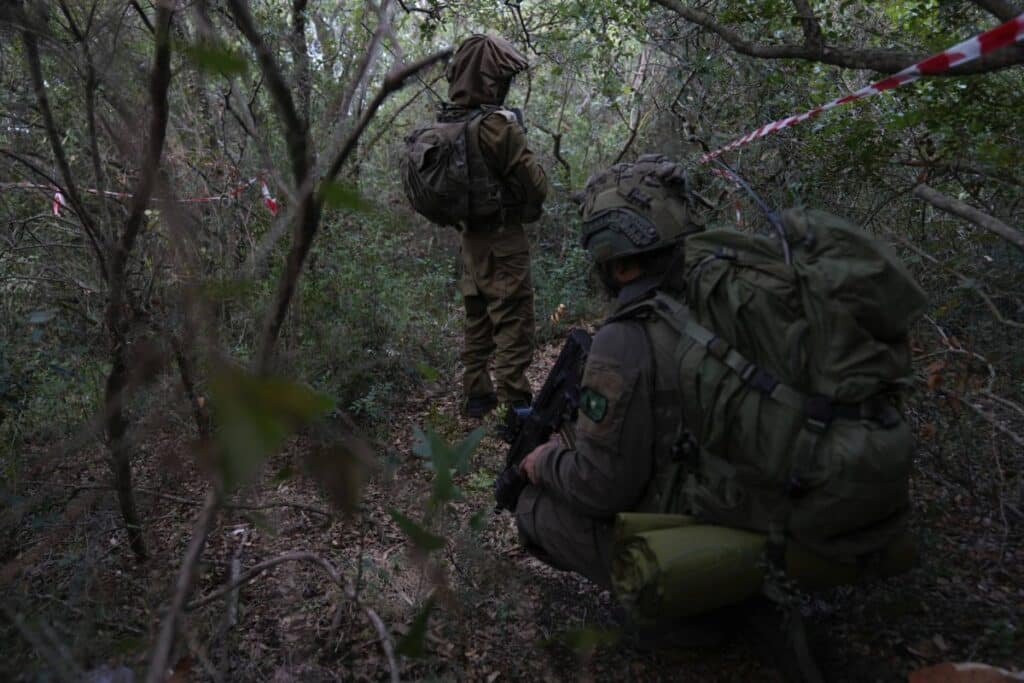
{"left": 186, "top": 551, "right": 401, "bottom": 682}
{"left": 187, "top": 551, "right": 349, "bottom": 610}
{"left": 365, "top": 607, "right": 401, "bottom": 683}
{"left": 0, "top": 606, "right": 82, "bottom": 683}
{"left": 913, "top": 183, "right": 1024, "bottom": 252}
{"left": 146, "top": 489, "right": 221, "bottom": 683}
{"left": 960, "top": 397, "right": 1024, "bottom": 449}
{"left": 29, "top": 481, "right": 332, "bottom": 518}
{"left": 895, "top": 236, "right": 1024, "bottom": 330}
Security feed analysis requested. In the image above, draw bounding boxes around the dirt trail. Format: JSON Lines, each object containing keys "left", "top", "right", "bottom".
{"left": 2, "top": 337, "right": 1021, "bottom": 681}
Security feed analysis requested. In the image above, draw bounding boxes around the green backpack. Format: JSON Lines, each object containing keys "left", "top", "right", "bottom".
{"left": 626, "top": 208, "right": 927, "bottom": 562}
{"left": 400, "top": 106, "right": 510, "bottom": 227}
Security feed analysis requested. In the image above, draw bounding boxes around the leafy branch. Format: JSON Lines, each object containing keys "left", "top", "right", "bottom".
{"left": 651, "top": 0, "right": 1024, "bottom": 75}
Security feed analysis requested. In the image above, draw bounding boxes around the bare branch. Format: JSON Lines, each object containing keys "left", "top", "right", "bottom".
{"left": 971, "top": 0, "right": 1024, "bottom": 22}
{"left": 891, "top": 234, "right": 1024, "bottom": 330}
{"left": 362, "top": 79, "right": 438, "bottom": 154}
{"left": 291, "top": 0, "right": 312, "bottom": 127}
{"left": 790, "top": 0, "right": 823, "bottom": 51}
{"left": 534, "top": 122, "right": 571, "bottom": 180}
{"left": 254, "top": 47, "right": 451, "bottom": 373}
{"left": 651, "top": 0, "right": 1024, "bottom": 75}
{"left": 130, "top": 0, "right": 155, "bottom": 35}
{"left": 146, "top": 490, "right": 220, "bottom": 683}
{"left": 913, "top": 183, "right": 1024, "bottom": 252}
{"left": 102, "top": 3, "right": 174, "bottom": 562}
{"left": 0, "top": 606, "right": 82, "bottom": 683}
{"left": 365, "top": 607, "right": 401, "bottom": 683}
{"left": 958, "top": 393, "right": 1024, "bottom": 448}
{"left": 226, "top": 0, "right": 311, "bottom": 185}
{"left": 892, "top": 158, "right": 1024, "bottom": 188}
{"left": 323, "top": 48, "right": 454, "bottom": 181}
{"left": 20, "top": 21, "right": 108, "bottom": 281}
{"left": 185, "top": 551, "right": 400, "bottom": 683}
{"left": 187, "top": 551, "right": 348, "bottom": 610}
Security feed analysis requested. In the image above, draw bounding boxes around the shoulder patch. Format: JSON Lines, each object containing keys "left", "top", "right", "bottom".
{"left": 579, "top": 387, "right": 608, "bottom": 423}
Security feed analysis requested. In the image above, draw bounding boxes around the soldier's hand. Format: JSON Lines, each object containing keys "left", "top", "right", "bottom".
{"left": 520, "top": 434, "right": 561, "bottom": 485}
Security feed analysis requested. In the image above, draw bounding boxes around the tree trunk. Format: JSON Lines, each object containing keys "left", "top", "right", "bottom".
{"left": 104, "top": 353, "right": 148, "bottom": 559}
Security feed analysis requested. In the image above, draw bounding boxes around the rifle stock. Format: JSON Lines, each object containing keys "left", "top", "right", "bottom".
{"left": 494, "top": 328, "right": 592, "bottom": 512}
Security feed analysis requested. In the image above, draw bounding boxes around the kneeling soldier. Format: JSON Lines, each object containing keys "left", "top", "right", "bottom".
{"left": 514, "top": 155, "right": 704, "bottom": 586}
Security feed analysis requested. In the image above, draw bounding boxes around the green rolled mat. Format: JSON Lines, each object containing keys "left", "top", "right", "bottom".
{"left": 613, "top": 512, "right": 696, "bottom": 545}
{"left": 613, "top": 524, "right": 767, "bottom": 620}
{"left": 611, "top": 516, "right": 917, "bottom": 621}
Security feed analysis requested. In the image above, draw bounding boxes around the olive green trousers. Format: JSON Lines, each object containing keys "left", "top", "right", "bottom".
{"left": 515, "top": 484, "right": 613, "bottom": 587}
{"left": 458, "top": 228, "right": 535, "bottom": 404}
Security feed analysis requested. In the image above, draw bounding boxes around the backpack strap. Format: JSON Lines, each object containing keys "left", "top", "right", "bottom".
{"left": 637, "top": 292, "right": 901, "bottom": 556}
{"left": 463, "top": 107, "right": 509, "bottom": 229}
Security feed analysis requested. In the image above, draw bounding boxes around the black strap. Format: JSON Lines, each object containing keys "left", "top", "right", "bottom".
{"left": 711, "top": 158, "right": 792, "bottom": 265}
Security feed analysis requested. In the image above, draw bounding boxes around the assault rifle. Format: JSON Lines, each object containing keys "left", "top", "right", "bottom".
{"left": 493, "top": 328, "right": 592, "bottom": 512}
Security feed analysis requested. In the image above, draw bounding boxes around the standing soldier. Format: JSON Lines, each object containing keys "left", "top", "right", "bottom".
{"left": 443, "top": 34, "right": 549, "bottom": 418}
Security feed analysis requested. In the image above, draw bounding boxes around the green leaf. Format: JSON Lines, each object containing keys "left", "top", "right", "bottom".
{"left": 415, "top": 362, "right": 439, "bottom": 382}
{"left": 184, "top": 44, "right": 248, "bottom": 76}
{"left": 468, "top": 509, "right": 487, "bottom": 531}
{"left": 389, "top": 509, "right": 445, "bottom": 553}
{"left": 321, "top": 181, "right": 374, "bottom": 212}
{"left": 410, "top": 419, "right": 488, "bottom": 508}
{"left": 412, "top": 427, "right": 451, "bottom": 471}
{"left": 558, "top": 626, "right": 620, "bottom": 655}
{"left": 272, "top": 464, "right": 296, "bottom": 483}
{"left": 395, "top": 598, "right": 435, "bottom": 658}
{"left": 451, "top": 427, "right": 486, "bottom": 475}
{"left": 411, "top": 426, "right": 485, "bottom": 506}
{"left": 210, "top": 368, "right": 333, "bottom": 490}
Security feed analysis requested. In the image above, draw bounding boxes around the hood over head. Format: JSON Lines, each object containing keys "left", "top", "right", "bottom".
{"left": 446, "top": 34, "right": 528, "bottom": 106}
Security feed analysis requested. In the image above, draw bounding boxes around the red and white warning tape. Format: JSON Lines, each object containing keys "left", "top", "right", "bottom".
{"left": 700, "top": 12, "right": 1024, "bottom": 163}
{"left": 259, "top": 180, "right": 279, "bottom": 215}
{"left": 4, "top": 174, "right": 278, "bottom": 218}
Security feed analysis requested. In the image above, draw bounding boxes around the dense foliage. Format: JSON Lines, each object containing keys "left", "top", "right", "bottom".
{"left": 1, "top": 0, "right": 1021, "bottom": 679}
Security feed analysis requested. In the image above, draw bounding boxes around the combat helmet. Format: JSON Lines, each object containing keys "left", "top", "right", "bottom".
{"left": 578, "top": 154, "right": 704, "bottom": 264}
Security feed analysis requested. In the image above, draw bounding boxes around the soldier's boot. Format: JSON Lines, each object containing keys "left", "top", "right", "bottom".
{"left": 464, "top": 393, "right": 498, "bottom": 419}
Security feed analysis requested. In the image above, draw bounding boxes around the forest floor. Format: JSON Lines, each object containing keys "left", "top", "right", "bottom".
{"left": 2, "top": 335, "right": 1022, "bottom": 682}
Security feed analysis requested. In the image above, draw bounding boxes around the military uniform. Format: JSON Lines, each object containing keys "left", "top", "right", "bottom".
{"left": 445, "top": 34, "right": 549, "bottom": 411}
{"left": 513, "top": 155, "right": 704, "bottom": 587}
{"left": 515, "top": 277, "right": 684, "bottom": 587}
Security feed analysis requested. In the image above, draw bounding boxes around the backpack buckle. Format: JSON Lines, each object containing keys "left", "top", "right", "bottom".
{"left": 706, "top": 335, "right": 730, "bottom": 359}
{"left": 742, "top": 365, "right": 779, "bottom": 394}
{"left": 671, "top": 431, "right": 699, "bottom": 465}
{"left": 786, "top": 474, "right": 812, "bottom": 499}
{"left": 804, "top": 394, "right": 833, "bottom": 432}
